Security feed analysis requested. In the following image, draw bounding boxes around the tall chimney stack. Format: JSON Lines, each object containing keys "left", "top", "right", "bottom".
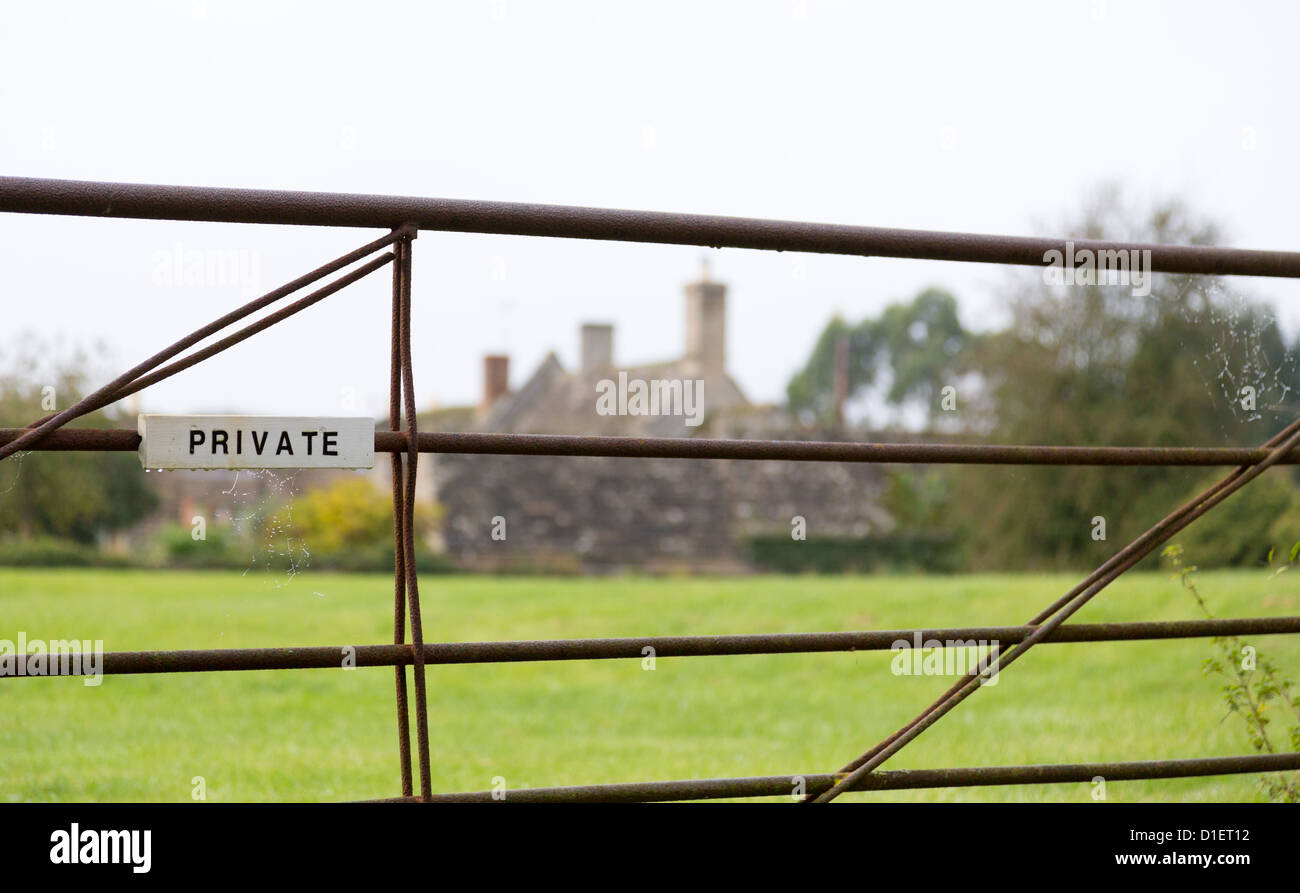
{"left": 482, "top": 354, "right": 509, "bottom": 408}
{"left": 580, "top": 323, "right": 614, "bottom": 373}
{"left": 833, "top": 332, "right": 850, "bottom": 431}
{"left": 685, "top": 259, "right": 726, "bottom": 376}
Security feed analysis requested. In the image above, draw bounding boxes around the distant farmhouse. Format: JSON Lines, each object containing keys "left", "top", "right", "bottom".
{"left": 129, "top": 268, "right": 897, "bottom": 572}
{"left": 413, "top": 267, "right": 892, "bottom": 572}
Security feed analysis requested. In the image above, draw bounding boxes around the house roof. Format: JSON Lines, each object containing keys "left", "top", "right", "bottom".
{"left": 479, "top": 351, "right": 749, "bottom": 437}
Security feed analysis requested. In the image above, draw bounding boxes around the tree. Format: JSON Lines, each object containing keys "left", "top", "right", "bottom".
{"left": 0, "top": 337, "right": 158, "bottom": 544}
{"left": 873, "top": 289, "right": 970, "bottom": 408}
{"left": 786, "top": 187, "right": 1300, "bottom": 571}
{"left": 265, "top": 477, "right": 436, "bottom": 556}
{"left": 786, "top": 288, "right": 972, "bottom": 428}
{"left": 957, "top": 188, "right": 1300, "bottom": 569}
{"left": 786, "top": 315, "right": 877, "bottom": 423}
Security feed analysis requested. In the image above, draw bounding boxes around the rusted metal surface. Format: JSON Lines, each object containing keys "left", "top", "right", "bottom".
{"left": 417, "top": 753, "right": 1300, "bottom": 803}
{"left": 82, "top": 253, "right": 395, "bottom": 419}
{"left": 5, "top": 176, "right": 1300, "bottom": 277}
{"left": 404, "top": 433, "right": 1300, "bottom": 465}
{"left": 0, "top": 428, "right": 141, "bottom": 450}
{"left": 7, "top": 427, "right": 1300, "bottom": 467}
{"left": 6, "top": 616, "right": 1294, "bottom": 677}
{"left": 389, "top": 231, "right": 413, "bottom": 799}
{"left": 0, "top": 222, "right": 429, "bottom": 801}
{"left": 395, "top": 233, "right": 433, "bottom": 800}
{"left": 4, "top": 181, "right": 1300, "bottom": 804}
{"left": 0, "top": 229, "right": 407, "bottom": 462}
{"left": 820, "top": 416, "right": 1300, "bottom": 800}
{"left": 812, "top": 416, "right": 1300, "bottom": 802}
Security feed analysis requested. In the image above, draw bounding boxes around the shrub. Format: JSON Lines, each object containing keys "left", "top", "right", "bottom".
{"left": 0, "top": 536, "right": 131, "bottom": 568}
{"left": 746, "top": 532, "right": 959, "bottom": 574}
{"left": 265, "top": 478, "right": 436, "bottom": 553}
{"left": 1173, "top": 471, "right": 1299, "bottom": 567}
{"left": 257, "top": 478, "right": 451, "bottom": 572}
{"left": 158, "top": 522, "right": 245, "bottom": 569}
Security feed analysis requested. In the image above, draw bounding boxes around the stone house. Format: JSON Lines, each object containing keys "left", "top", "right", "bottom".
{"left": 411, "top": 268, "right": 894, "bottom": 572}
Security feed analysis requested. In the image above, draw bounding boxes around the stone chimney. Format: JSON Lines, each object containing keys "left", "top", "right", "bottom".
{"left": 580, "top": 323, "right": 614, "bottom": 373}
{"left": 482, "top": 354, "right": 509, "bottom": 408}
{"left": 685, "top": 260, "right": 726, "bottom": 376}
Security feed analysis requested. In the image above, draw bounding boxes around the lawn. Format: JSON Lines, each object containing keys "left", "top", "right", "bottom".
{"left": 2, "top": 566, "right": 1299, "bottom": 802}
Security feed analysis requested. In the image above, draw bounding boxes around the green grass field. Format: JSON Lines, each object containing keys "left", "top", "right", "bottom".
{"left": 2, "top": 566, "right": 1299, "bottom": 802}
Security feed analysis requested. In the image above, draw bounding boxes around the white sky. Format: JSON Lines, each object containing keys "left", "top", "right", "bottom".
{"left": 3, "top": 0, "right": 1299, "bottom": 418}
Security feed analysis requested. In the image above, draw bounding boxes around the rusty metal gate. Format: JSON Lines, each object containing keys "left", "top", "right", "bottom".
{"left": 2, "top": 176, "right": 1299, "bottom": 803}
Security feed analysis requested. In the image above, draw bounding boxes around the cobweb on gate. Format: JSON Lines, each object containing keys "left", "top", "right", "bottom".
{"left": 0, "top": 451, "right": 27, "bottom": 495}
{"left": 1176, "top": 277, "right": 1300, "bottom": 433}
{"left": 221, "top": 468, "right": 312, "bottom": 586}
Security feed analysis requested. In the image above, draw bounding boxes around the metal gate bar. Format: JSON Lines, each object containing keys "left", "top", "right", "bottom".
{"left": 406, "top": 753, "right": 1300, "bottom": 803}
{"left": 813, "top": 417, "right": 1300, "bottom": 801}
{"left": 32, "top": 616, "right": 1300, "bottom": 676}
{"left": 7, "top": 427, "right": 1300, "bottom": 466}
{"left": 5, "top": 176, "right": 1300, "bottom": 277}
{"left": 2, "top": 177, "right": 1299, "bottom": 803}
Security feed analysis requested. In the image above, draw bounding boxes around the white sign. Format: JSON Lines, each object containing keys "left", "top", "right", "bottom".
{"left": 138, "top": 415, "right": 375, "bottom": 470}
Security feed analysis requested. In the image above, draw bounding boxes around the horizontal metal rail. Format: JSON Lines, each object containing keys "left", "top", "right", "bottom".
{"left": 5, "top": 617, "right": 1295, "bottom": 678}
{"left": 4, "top": 176, "right": 1300, "bottom": 277}
{"left": 5, "top": 427, "right": 1300, "bottom": 467}
{"left": 5, "top": 180, "right": 1298, "bottom": 804}
{"left": 381, "top": 753, "right": 1300, "bottom": 803}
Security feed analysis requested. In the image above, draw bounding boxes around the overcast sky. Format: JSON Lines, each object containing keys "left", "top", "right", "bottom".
{"left": 3, "top": 0, "right": 1299, "bottom": 418}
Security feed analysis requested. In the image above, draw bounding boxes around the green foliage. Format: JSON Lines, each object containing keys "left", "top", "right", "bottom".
{"left": 0, "top": 336, "right": 158, "bottom": 544}
{"left": 305, "top": 540, "right": 456, "bottom": 574}
{"left": 256, "top": 478, "right": 448, "bottom": 572}
{"left": 8, "top": 567, "right": 1296, "bottom": 801}
{"left": 1173, "top": 472, "right": 1299, "bottom": 568}
{"left": 0, "top": 536, "right": 131, "bottom": 568}
{"left": 1163, "top": 544, "right": 1300, "bottom": 802}
{"left": 950, "top": 192, "right": 1299, "bottom": 569}
{"left": 882, "top": 467, "right": 956, "bottom": 530}
{"left": 268, "top": 478, "right": 423, "bottom": 554}
{"left": 151, "top": 518, "right": 456, "bottom": 573}
{"left": 158, "top": 522, "right": 245, "bottom": 569}
{"left": 873, "top": 289, "right": 970, "bottom": 406}
{"left": 787, "top": 190, "right": 1300, "bottom": 571}
{"left": 786, "top": 289, "right": 971, "bottom": 425}
{"left": 746, "top": 532, "right": 959, "bottom": 573}
{"left": 785, "top": 315, "right": 868, "bottom": 422}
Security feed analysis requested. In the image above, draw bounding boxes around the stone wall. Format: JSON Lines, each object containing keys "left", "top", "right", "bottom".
{"left": 433, "top": 450, "right": 890, "bottom": 573}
